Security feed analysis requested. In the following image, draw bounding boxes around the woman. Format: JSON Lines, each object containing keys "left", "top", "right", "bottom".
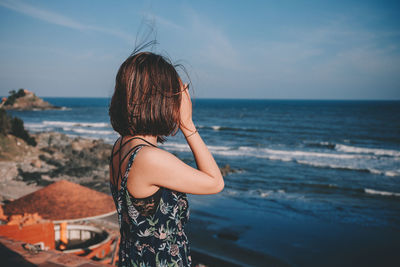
{"left": 109, "top": 51, "right": 224, "bottom": 267}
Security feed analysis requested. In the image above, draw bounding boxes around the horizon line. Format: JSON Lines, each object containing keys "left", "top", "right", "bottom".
{"left": 39, "top": 96, "right": 400, "bottom": 101}
{"left": 1, "top": 94, "right": 399, "bottom": 101}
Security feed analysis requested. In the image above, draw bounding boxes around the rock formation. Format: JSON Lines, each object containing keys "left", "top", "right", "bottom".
{"left": 1, "top": 89, "right": 59, "bottom": 110}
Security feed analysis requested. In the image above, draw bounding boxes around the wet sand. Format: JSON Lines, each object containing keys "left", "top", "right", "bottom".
{"left": 187, "top": 193, "right": 400, "bottom": 267}
{"left": 96, "top": 213, "right": 288, "bottom": 267}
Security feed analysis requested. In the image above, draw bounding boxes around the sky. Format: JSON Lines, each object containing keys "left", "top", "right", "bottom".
{"left": 0, "top": 0, "right": 399, "bottom": 99}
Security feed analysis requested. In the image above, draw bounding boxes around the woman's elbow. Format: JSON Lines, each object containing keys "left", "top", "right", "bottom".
{"left": 211, "top": 179, "right": 224, "bottom": 194}
{"left": 216, "top": 179, "right": 225, "bottom": 193}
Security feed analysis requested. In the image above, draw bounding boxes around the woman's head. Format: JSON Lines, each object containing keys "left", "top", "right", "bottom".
{"left": 109, "top": 52, "right": 182, "bottom": 143}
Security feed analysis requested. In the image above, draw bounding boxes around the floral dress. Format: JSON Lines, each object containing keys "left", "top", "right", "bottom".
{"left": 110, "top": 144, "right": 191, "bottom": 267}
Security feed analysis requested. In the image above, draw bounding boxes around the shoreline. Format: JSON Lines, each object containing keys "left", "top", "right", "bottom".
{"left": 0, "top": 130, "right": 279, "bottom": 266}
{"left": 2, "top": 130, "right": 400, "bottom": 266}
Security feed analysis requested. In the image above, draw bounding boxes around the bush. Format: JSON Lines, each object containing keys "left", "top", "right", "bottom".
{"left": 4, "top": 88, "right": 26, "bottom": 106}
{"left": 0, "top": 108, "right": 36, "bottom": 146}
{"left": 16, "top": 88, "right": 26, "bottom": 98}
{"left": 0, "top": 109, "right": 11, "bottom": 135}
{"left": 10, "top": 117, "right": 37, "bottom": 146}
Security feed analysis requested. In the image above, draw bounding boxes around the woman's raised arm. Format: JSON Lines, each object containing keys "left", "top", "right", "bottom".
{"left": 129, "top": 85, "right": 224, "bottom": 195}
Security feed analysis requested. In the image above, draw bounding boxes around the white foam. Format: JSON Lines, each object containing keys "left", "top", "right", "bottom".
{"left": 43, "top": 120, "right": 110, "bottom": 128}
{"left": 319, "top": 141, "right": 332, "bottom": 146}
{"left": 161, "top": 142, "right": 231, "bottom": 153}
{"left": 160, "top": 142, "right": 190, "bottom": 152}
{"left": 384, "top": 171, "right": 400, "bottom": 177}
{"left": 248, "top": 189, "right": 287, "bottom": 199}
{"left": 208, "top": 144, "right": 231, "bottom": 151}
{"left": 211, "top": 126, "right": 221, "bottom": 131}
{"left": 364, "top": 188, "right": 400, "bottom": 197}
{"left": 335, "top": 144, "right": 400, "bottom": 157}
{"left": 369, "top": 169, "right": 383, "bottom": 175}
{"left": 238, "top": 146, "right": 364, "bottom": 160}
{"left": 260, "top": 191, "right": 271, "bottom": 198}
{"left": 24, "top": 122, "right": 47, "bottom": 129}
{"left": 294, "top": 160, "right": 398, "bottom": 177}
{"left": 70, "top": 128, "right": 114, "bottom": 135}
{"left": 223, "top": 189, "right": 239, "bottom": 196}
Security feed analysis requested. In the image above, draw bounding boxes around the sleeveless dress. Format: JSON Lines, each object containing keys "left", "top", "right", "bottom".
{"left": 110, "top": 144, "right": 192, "bottom": 267}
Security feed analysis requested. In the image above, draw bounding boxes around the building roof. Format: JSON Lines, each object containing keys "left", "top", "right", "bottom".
{"left": 3, "top": 180, "right": 116, "bottom": 222}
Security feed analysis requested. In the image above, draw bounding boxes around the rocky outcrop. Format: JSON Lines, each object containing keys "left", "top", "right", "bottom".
{"left": 220, "top": 164, "right": 242, "bottom": 176}
{"left": 1, "top": 89, "right": 59, "bottom": 110}
{"left": 0, "top": 132, "right": 112, "bottom": 197}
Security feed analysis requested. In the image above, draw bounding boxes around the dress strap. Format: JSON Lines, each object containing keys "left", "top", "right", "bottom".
{"left": 120, "top": 144, "right": 148, "bottom": 187}
{"left": 110, "top": 137, "right": 123, "bottom": 186}
{"left": 129, "top": 136, "right": 157, "bottom": 147}
{"left": 112, "top": 136, "right": 156, "bottom": 158}
{"left": 111, "top": 136, "right": 157, "bottom": 186}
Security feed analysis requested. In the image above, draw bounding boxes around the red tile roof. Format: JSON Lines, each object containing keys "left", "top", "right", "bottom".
{"left": 3, "top": 180, "right": 116, "bottom": 222}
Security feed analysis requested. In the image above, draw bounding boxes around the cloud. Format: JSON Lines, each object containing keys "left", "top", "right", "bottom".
{"left": 0, "top": 0, "right": 134, "bottom": 43}
{"left": 141, "top": 7, "right": 240, "bottom": 71}
{"left": 185, "top": 10, "right": 241, "bottom": 70}
{"left": 180, "top": 11, "right": 400, "bottom": 98}
{"left": 245, "top": 18, "right": 400, "bottom": 98}
{"left": 153, "top": 7, "right": 400, "bottom": 98}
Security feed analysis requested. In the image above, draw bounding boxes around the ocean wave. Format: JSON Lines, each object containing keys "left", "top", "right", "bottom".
{"left": 237, "top": 146, "right": 365, "bottom": 159}
{"left": 295, "top": 160, "right": 400, "bottom": 177}
{"left": 197, "top": 125, "right": 275, "bottom": 133}
{"left": 335, "top": 144, "right": 400, "bottom": 157}
{"left": 161, "top": 142, "right": 231, "bottom": 153}
{"left": 299, "top": 182, "right": 339, "bottom": 190}
{"left": 160, "top": 142, "right": 189, "bottom": 152}
{"left": 384, "top": 171, "right": 400, "bottom": 177}
{"left": 304, "top": 141, "right": 336, "bottom": 149}
{"left": 304, "top": 141, "right": 400, "bottom": 158}
{"left": 43, "top": 120, "right": 110, "bottom": 128}
{"left": 162, "top": 142, "right": 398, "bottom": 177}
{"left": 24, "top": 122, "right": 47, "bottom": 129}
{"left": 364, "top": 188, "right": 400, "bottom": 197}
{"left": 223, "top": 188, "right": 290, "bottom": 200}
{"left": 67, "top": 128, "right": 114, "bottom": 135}
{"left": 254, "top": 189, "right": 286, "bottom": 198}
{"left": 25, "top": 121, "right": 113, "bottom": 136}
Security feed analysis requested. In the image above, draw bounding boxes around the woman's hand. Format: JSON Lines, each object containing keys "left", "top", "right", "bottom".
{"left": 179, "top": 83, "right": 196, "bottom": 135}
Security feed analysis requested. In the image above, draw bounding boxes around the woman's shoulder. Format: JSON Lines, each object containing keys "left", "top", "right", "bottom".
{"left": 131, "top": 145, "right": 189, "bottom": 186}
{"left": 134, "top": 145, "right": 178, "bottom": 166}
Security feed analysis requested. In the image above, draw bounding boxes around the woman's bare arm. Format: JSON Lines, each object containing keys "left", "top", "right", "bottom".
{"left": 179, "top": 87, "right": 223, "bottom": 184}
{"left": 133, "top": 146, "right": 224, "bottom": 195}
{"left": 128, "top": 85, "right": 224, "bottom": 195}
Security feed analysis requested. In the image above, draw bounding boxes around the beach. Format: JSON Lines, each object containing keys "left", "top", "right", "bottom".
{"left": 2, "top": 98, "right": 400, "bottom": 266}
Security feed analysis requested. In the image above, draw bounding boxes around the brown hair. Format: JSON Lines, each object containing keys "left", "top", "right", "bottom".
{"left": 109, "top": 52, "right": 182, "bottom": 143}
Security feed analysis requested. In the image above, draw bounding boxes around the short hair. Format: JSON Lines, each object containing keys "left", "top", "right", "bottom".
{"left": 109, "top": 52, "right": 182, "bottom": 143}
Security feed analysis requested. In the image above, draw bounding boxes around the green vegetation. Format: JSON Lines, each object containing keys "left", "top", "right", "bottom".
{"left": 4, "top": 88, "right": 26, "bottom": 106}
{"left": 0, "top": 108, "right": 36, "bottom": 146}
{"left": 0, "top": 109, "right": 11, "bottom": 135}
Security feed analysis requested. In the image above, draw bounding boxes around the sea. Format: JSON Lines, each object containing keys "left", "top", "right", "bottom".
{"left": 8, "top": 98, "right": 400, "bottom": 266}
